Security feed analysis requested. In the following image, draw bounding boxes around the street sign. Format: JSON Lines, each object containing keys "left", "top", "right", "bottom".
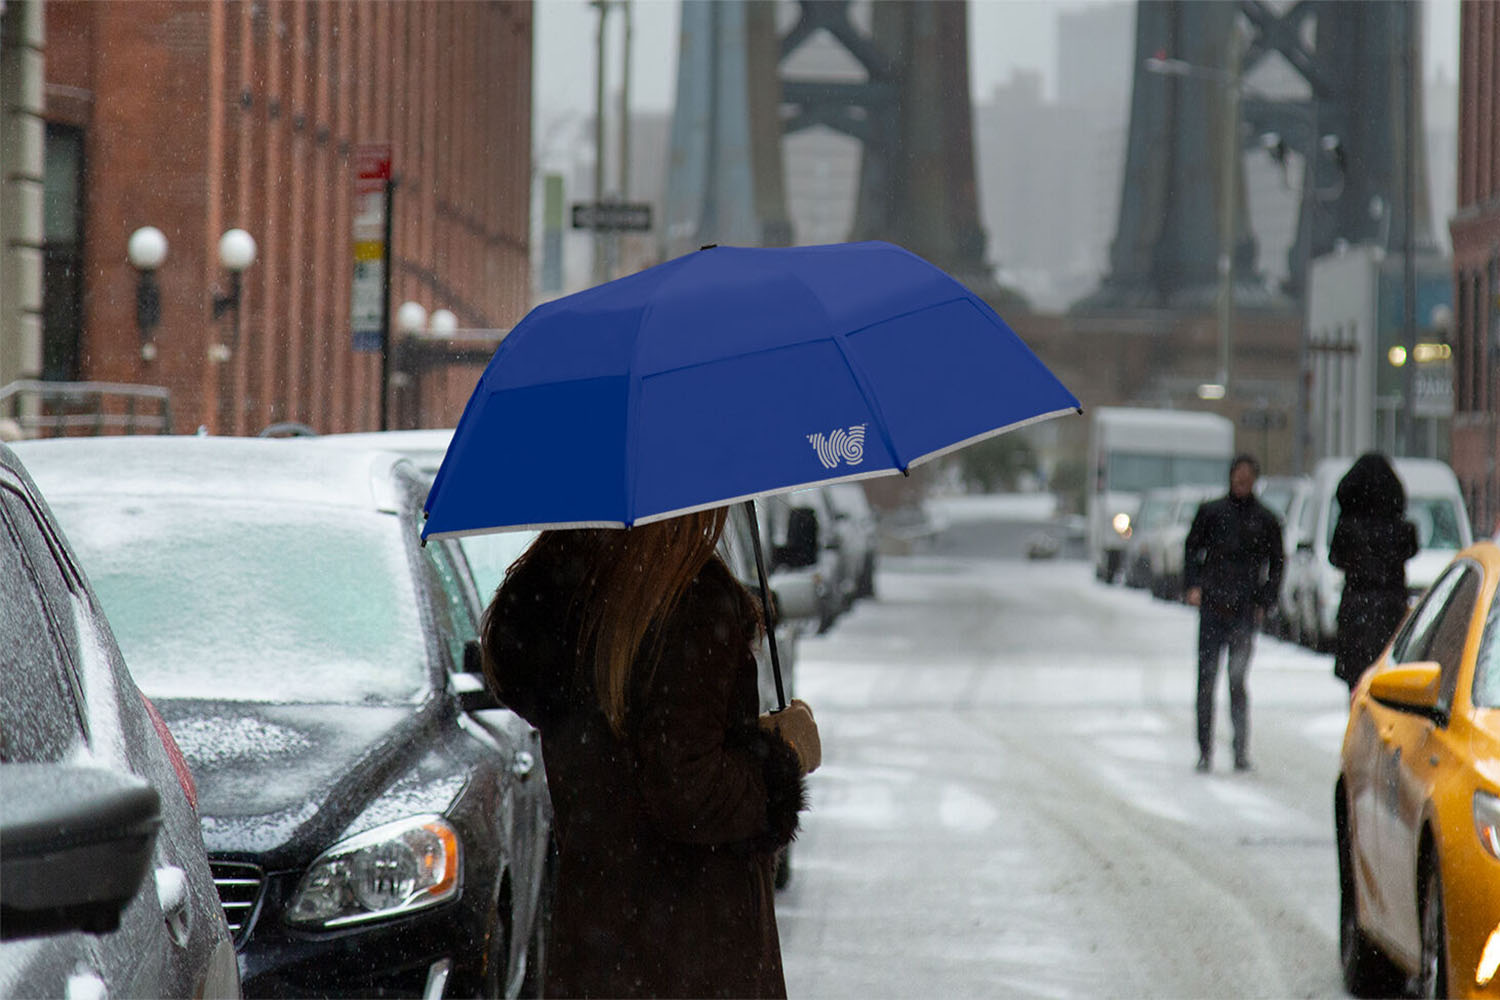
{"left": 351, "top": 144, "right": 391, "bottom": 353}
{"left": 571, "top": 201, "right": 653, "bottom": 232}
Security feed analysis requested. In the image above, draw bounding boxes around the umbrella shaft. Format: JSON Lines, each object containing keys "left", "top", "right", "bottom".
{"left": 742, "top": 499, "right": 787, "bottom": 711}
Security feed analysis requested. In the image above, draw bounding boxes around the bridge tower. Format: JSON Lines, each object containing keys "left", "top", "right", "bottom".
{"left": 663, "top": 0, "right": 1021, "bottom": 309}
{"left": 1078, "top": 0, "right": 1435, "bottom": 312}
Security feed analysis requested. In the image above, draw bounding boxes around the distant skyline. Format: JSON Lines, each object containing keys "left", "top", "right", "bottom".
{"left": 534, "top": 0, "right": 1464, "bottom": 117}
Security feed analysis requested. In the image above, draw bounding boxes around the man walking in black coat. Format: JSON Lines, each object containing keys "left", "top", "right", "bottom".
{"left": 1183, "top": 454, "right": 1284, "bottom": 772}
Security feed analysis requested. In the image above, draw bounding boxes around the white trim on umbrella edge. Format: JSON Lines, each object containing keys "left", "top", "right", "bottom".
{"left": 420, "top": 404, "right": 1082, "bottom": 541}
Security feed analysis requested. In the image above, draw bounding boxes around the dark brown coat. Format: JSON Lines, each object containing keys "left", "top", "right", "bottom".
{"left": 486, "top": 547, "right": 805, "bottom": 999}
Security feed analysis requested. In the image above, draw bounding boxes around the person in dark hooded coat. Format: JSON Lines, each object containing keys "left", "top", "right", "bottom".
{"left": 479, "top": 508, "right": 818, "bottom": 999}
{"left": 1329, "top": 452, "right": 1419, "bottom": 689}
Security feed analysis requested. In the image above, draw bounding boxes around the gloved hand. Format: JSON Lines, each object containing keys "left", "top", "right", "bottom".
{"left": 759, "top": 698, "right": 821, "bottom": 775}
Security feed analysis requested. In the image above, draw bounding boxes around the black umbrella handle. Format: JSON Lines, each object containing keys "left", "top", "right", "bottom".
{"left": 742, "top": 499, "right": 787, "bottom": 711}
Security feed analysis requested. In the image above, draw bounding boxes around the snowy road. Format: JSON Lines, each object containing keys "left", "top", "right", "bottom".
{"left": 776, "top": 496, "right": 1353, "bottom": 999}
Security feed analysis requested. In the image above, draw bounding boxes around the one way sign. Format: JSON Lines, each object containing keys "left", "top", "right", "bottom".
{"left": 571, "top": 201, "right": 653, "bottom": 232}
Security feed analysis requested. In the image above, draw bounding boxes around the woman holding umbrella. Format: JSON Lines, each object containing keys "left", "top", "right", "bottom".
{"left": 480, "top": 508, "right": 820, "bottom": 999}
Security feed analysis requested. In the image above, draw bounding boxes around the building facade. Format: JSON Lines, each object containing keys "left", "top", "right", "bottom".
{"left": 24, "top": 0, "right": 531, "bottom": 436}
{"left": 0, "top": 0, "right": 45, "bottom": 404}
{"left": 1305, "top": 243, "right": 1454, "bottom": 463}
{"left": 1449, "top": 0, "right": 1499, "bottom": 537}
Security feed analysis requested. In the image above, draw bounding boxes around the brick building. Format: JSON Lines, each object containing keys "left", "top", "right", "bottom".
{"left": 1450, "top": 0, "right": 1499, "bottom": 537}
{"left": 34, "top": 0, "right": 531, "bottom": 436}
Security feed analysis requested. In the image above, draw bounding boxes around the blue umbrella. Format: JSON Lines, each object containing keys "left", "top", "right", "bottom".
{"left": 423, "top": 241, "right": 1081, "bottom": 703}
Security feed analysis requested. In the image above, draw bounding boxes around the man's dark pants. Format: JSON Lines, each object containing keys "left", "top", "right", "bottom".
{"left": 1196, "top": 609, "right": 1254, "bottom": 762}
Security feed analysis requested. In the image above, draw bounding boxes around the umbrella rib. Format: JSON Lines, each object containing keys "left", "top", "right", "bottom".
{"left": 623, "top": 295, "right": 658, "bottom": 528}
{"left": 823, "top": 324, "right": 908, "bottom": 474}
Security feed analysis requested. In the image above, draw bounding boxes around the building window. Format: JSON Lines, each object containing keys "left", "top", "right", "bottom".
{"left": 43, "top": 123, "right": 85, "bottom": 382}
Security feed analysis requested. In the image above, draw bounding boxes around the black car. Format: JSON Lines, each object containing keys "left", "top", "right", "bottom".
{"left": 0, "top": 443, "right": 240, "bottom": 998}
{"left": 14, "top": 437, "right": 552, "bottom": 999}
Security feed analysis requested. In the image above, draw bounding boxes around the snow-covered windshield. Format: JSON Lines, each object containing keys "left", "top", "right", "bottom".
{"left": 49, "top": 498, "right": 428, "bottom": 705}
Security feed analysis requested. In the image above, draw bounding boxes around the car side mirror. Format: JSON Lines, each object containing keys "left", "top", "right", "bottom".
{"left": 774, "top": 507, "right": 820, "bottom": 569}
{"left": 1, "top": 764, "right": 161, "bottom": 940}
{"left": 1368, "top": 661, "right": 1444, "bottom": 717}
{"left": 462, "top": 638, "right": 484, "bottom": 675}
{"left": 452, "top": 671, "right": 502, "bottom": 713}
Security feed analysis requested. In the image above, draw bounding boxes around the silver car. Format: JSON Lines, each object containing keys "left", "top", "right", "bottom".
{"left": 0, "top": 444, "right": 240, "bottom": 1000}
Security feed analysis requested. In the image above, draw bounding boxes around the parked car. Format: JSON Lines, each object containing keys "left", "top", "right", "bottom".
{"left": 1269, "top": 476, "right": 1314, "bottom": 639}
{"left": 1286, "top": 457, "right": 1472, "bottom": 652}
{"left": 1254, "top": 474, "right": 1305, "bottom": 525}
{"left": 787, "top": 486, "right": 855, "bottom": 631}
{"left": 1335, "top": 539, "right": 1500, "bottom": 999}
{"left": 1146, "top": 485, "right": 1221, "bottom": 601}
{"left": 1121, "top": 487, "right": 1177, "bottom": 589}
{"left": 14, "top": 436, "right": 552, "bottom": 998}
{"left": 0, "top": 443, "right": 240, "bottom": 1000}
{"left": 823, "top": 482, "right": 880, "bottom": 600}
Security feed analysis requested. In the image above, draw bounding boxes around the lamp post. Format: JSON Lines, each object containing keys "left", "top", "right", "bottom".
{"left": 210, "top": 228, "right": 256, "bottom": 434}
{"left": 211, "top": 228, "right": 258, "bottom": 349}
{"left": 127, "top": 226, "right": 168, "bottom": 362}
{"left": 1143, "top": 42, "right": 1244, "bottom": 401}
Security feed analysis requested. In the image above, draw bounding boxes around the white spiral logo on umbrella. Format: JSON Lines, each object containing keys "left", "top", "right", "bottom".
{"left": 807, "top": 424, "right": 867, "bottom": 469}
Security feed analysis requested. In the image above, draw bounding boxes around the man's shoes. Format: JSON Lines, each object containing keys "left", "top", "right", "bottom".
{"left": 1233, "top": 755, "right": 1252, "bottom": 772}
{"left": 1195, "top": 754, "right": 1212, "bottom": 773}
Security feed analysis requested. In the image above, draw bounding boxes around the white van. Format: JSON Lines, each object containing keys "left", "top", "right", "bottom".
{"left": 1284, "top": 457, "right": 1472, "bottom": 650}
{"left": 1086, "top": 407, "right": 1235, "bottom": 582}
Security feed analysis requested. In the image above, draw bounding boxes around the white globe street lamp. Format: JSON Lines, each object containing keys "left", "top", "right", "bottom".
{"left": 428, "top": 308, "right": 459, "bottom": 337}
{"left": 396, "top": 301, "right": 428, "bottom": 336}
{"left": 127, "top": 226, "right": 169, "bottom": 360}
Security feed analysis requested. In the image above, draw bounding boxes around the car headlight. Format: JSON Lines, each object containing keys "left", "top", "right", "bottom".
{"left": 286, "top": 815, "right": 461, "bottom": 929}
{"left": 1112, "top": 512, "right": 1131, "bottom": 538}
{"left": 1476, "top": 791, "right": 1500, "bottom": 860}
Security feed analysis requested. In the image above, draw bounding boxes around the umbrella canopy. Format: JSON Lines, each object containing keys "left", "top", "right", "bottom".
{"left": 422, "top": 241, "right": 1079, "bottom": 541}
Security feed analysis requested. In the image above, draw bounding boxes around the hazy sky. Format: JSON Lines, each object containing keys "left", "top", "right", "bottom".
{"left": 533, "top": 0, "right": 1463, "bottom": 117}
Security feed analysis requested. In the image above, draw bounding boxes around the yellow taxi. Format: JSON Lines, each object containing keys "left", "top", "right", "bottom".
{"left": 1336, "top": 539, "right": 1500, "bottom": 998}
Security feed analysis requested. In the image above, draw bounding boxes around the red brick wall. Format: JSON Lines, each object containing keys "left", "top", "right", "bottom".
{"left": 1449, "top": 0, "right": 1500, "bottom": 536}
{"left": 45, "top": 0, "right": 532, "bottom": 435}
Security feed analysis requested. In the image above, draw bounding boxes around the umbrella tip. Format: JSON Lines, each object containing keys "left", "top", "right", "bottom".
{"left": 698, "top": 243, "right": 718, "bottom": 251}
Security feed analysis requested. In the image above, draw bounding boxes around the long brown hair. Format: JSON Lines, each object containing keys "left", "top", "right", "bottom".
{"left": 500, "top": 508, "right": 733, "bottom": 737}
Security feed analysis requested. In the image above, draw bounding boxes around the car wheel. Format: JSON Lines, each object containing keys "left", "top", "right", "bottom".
{"left": 1337, "top": 795, "right": 1401, "bottom": 998}
{"left": 774, "top": 845, "right": 792, "bottom": 890}
{"left": 1417, "top": 854, "right": 1448, "bottom": 1000}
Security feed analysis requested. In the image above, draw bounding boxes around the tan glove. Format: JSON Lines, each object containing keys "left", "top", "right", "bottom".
{"left": 759, "top": 698, "right": 821, "bottom": 775}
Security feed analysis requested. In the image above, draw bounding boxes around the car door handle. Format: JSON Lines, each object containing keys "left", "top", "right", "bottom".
{"left": 511, "top": 750, "right": 536, "bottom": 779}
{"left": 156, "top": 865, "right": 192, "bottom": 945}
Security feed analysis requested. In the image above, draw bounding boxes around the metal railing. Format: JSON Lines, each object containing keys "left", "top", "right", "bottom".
{"left": 0, "top": 380, "right": 173, "bottom": 437}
